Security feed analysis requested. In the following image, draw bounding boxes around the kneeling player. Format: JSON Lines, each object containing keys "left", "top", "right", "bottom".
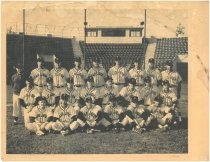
{"left": 148, "top": 96, "right": 173, "bottom": 131}
{"left": 78, "top": 97, "right": 113, "bottom": 134}
{"left": 126, "top": 96, "right": 154, "bottom": 133}
{"left": 52, "top": 94, "right": 80, "bottom": 135}
{"left": 27, "top": 96, "right": 54, "bottom": 136}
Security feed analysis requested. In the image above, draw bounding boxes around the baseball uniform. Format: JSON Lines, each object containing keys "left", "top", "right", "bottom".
{"left": 69, "top": 67, "right": 88, "bottom": 87}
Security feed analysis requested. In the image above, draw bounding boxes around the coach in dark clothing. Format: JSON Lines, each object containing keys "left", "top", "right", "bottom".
{"left": 11, "top": 64, "right": 25, "bottom": 124}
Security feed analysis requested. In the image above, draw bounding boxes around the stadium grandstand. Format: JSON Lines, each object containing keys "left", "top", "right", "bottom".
{"left": 6, "top": 8, "right": 188, "bottom": 83}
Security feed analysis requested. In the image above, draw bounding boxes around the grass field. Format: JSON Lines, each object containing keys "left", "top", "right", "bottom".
{"left": 6, "top": 83, "right": 188, "bottom": 154}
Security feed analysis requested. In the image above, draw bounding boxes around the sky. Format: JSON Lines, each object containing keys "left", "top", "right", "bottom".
{"left": 3, "top": 2, "right": 188, "bottom": 40}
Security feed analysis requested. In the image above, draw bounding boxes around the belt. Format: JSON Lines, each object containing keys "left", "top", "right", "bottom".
{"left": 94, "top": 85, "right": 104, "bottom": 88}
{"left": 54, "top": 85, "right": 65, "bottom": 88}
{"left": 34, "top": 84, "right": 46, "bottom": 87}
{"left": 74, "top": 85, "right": 82, "bottom": 87}
{"left": 114, "top": 83, "right": 124, "bottom": 86}
{"left": 136, "top": 84, "right": 144, "bottom": 86}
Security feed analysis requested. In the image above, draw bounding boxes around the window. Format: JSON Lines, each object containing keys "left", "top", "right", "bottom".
{"left": 130, "top": 31, "right": 140, "bottom": 37}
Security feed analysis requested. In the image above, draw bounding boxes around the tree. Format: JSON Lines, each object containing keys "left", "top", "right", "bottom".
{"left": 176, "top": 23, "right": 185, "bottom": 37}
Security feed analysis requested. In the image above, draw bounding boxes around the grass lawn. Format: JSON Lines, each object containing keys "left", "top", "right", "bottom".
{"left": 6, "top": 83, "right": 188, "bottom": 154}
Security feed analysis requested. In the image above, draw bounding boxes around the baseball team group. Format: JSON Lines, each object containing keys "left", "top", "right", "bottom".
{"left": 11, "top": 55, "right": 182, "bottom": 136}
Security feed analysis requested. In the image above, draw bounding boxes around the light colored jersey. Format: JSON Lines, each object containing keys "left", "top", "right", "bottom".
{"left": 30, "top": 68, "right": 50, "bottom": 86}
{"left": 129, "top": 68, "right": 146, "bottom": 85}
{"left": 146, "top": 68, "right": 162, "bottom": 86}
{"left": 160, "top": 91, "right": 177, "bottom": 107}
{"left": 127, "top": 104, "right": 145, "bottom": 118}
{"left": 104, "top": 105, "right": 124, "bottom": 120}
{"left": 141, "top": 86, "right": 160, "bottom": 106}
{"left": 88, "top": 67, "right": 107, "bottom": 87}
{"left": 50, "top": 67, "right": 69, "bottom": 87}
{"left": 42, "top": 88, "right": 57, "bottom": 106}
{"left": 60, "top": 87, "right": 79, "bottom": 105}
{"left": 80, "top": 104, "right": 102, "bottom": 122}
{"left": 100, "top": 86, "right": 119, "bottom": 104}
{"left": 119, "top": 86, "right": 141, "bottom": 102}
{"left": 108, "top": 66, "right": 129, "bottom": 84}
{"left": 54, "top": 105, "right": 75, "bottom": 123}
{"left": 161, "top": 70, "right": 182, "bottom": 86}
{"left": 19, "top": 87, "right": 40, "bottom": 106}
{"left": 69, "top": 68, "right": 88, "bottom": 86}
{"left": 80, "top": 87, "right": 100, "bottom": 101}
{"left": 29, "top": 106, "right": 53, "bottom": 123}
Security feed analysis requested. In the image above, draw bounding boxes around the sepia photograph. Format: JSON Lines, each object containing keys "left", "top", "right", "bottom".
{"left": 1, "top": 1, "right": 208, "bottom": 161}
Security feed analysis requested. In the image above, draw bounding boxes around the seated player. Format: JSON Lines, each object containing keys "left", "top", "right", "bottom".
{"left": 119, "top": 78, "right": 141, "bottom": 106}
{"left": 78, "top": 97, "right": 113, "bottom": 134}
{"left": 141, "top": 76, "right": 160, "bottom": 106}
{"left": 19, "top": 76, "right": 40, "bottom": 127}
{"left": 108, "top": 56, "right": 130, "bottom": 94}
{"left": 100, "top": 76, "right": 119, "bottom": 106}
{"left": 129, "top": 58, "right": 146, "bottom": 91}
{"left": 60, "top": 78, "right": 79, "bottom": 106}
{"left": 126, "top": 96, "right": 154, "bottom": 133}
{"left": 27, "top": 96, "right": 54, "bottom": 136}
{"left": 42, "top": 77, "right": 57, "bottom": 109}
{"left": 52, "top": 94, "right": 81, "bottom": 136}
{"left": 160, "top": 80, "right": 181, "bottom": 124}
{"left": 148, "top": 96, "right": 174, "bottom": 131}
{"left": 80, "top": 76, "right": 100, "bottom": 104}
{"left": 88, "top": 57, "right": 107, "bottom": 89}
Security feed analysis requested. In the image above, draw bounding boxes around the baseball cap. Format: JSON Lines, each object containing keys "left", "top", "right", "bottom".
{"left": 74, "top": 57, "right": 81, "bottom": 63}
{"left": 114, "top": 56, "right": 121, "bottom": 61}
{"left": 92, "top": 57, "right": 100, "bottom": 63}
{"left": 144, "top": 76, "right": 151, "bottom": 83}
{"left": 148, "top": 58, "right": 155, "bottom": 64}
{"left": 162, "top": 80, "right": 170, "bottom": 86}
{"left": 86, "top": 76, "right": 94, "bottom": 83}
{"left": 165, "top": 60, "right": 173, "bottom": 67}
{"left": 131, "top": 96, "right": 138, "bottom": 103}
{"left": 128, "top": 78, "right": 137, "bottom": 85}
{"left": 25, "top": 76, "right": 34, "bottom": 84}
{"left": 85, "top": 97, "right": 93, "bottom": 103}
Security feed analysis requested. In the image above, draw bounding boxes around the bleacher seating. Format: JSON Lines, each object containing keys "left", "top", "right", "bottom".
{"left": 154, "top": 37, "right": 188, "bottom": 68}
{"left": 7, "top": 34, "right": 74, "bottom": 83}
{"left": 79, "top": 42, "right": 147, "bottom": 70}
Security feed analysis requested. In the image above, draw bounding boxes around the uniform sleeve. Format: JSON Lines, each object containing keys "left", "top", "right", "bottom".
{"left": 128, "top": 69, "right": 133, "bottom": 78}
{"left": 119, "top": 87, "right": 126, "bottom": 97}
{"left": 82, "top": 69, "right": 88, "bottom": 80}
{"left": 50, "top": 69, "right": 54, "bottom": 78}
{"left": 88, "top": 68, "right": 93, "bottom": 76}
{"left": 64, "top": 68, "right": 70, "bottom": 79}
{"left": 102, "top": 68, "right": 107, "bottom": 78}
{"left": 69, "top": 69, "right": 74, "bottom": 79}
{"left": 53, "top": 107, "right": 60, "bottom": 118}
{"left": 94, "top": 89, "right": 100, "bottom": 99}
{"left": 19, "top": 88, "right": 25, "bottom": 99}
{"left": 47, "top": 108, "right": 53, "bottom": 117}
{"left": 124, "top": 68, "right": 130, "bottom": 78}
{"left": 177, "top": 73, "right": 182, "bottom": 83}
{"left": 45, "top": 69, "right": 50, "bottom": 78}
{"left": 108, "top": 68, "right": 112, "bottom": 77}
{"left": 30, "top": 69, "right": 36, "bottom": 79}
{"left": 171, "top": 93, "right": 177, "bottom": 102}
{"left": 156, "top": 69, "right": 162, "bottom": 80}
{"left": 103, "top": 105, "right": 109, "bottom": 113}
{"left": 28, "top": 107, "right": 37, "bottom": 117}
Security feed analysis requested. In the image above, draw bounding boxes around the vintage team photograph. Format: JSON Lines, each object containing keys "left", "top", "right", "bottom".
{"left": 5, "top": 2, "right": 188, "bottom": 154}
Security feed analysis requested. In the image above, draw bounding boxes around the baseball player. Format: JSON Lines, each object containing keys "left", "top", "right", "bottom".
{"left": 27, "top": 96, "right": 54, "bottom": 136}
{"left": 50, "top": 55, "right": 70, "bottom": 95}
{"left": 88, "top": 57, "right": 107, "bottom": 89}
{"left": 80, "top": 76, "right": 100, "bottom": 103}
{"left": 11, "top": 64, "right": 25, "bottom": 125}
{"left": 126, "top": 96, "right": 155, "bottom": 132}
{"left": 161, "top": 60, "right": 182, "bottom": 99}
{"left": 141, "top": 76, "right": 160, "bottom": 106}
{"left": 108, "top": 56, "right": 130, "bottom": 93}
{"left": 147, "top": 96, "right": 173, "bottom": 131}
{"left": 129, "top": 58, "right": 146, "bottom": 91}
{"left": 60, "top": 78, "right": 80, "bottom": 106}
{"left": 30, "top": 55, "right": 50, "bottom": 94}
{"left": 19, "top": 77, "right": 40, "bottom": 127}
{"left": 146, "top": 58, "right": 162, "bottom": 87}
{"left": 69, "top": 57, "right": 88, "bottom": 89}
{"left": 119, "top": 78, "right": 141, "bottom": 105}
{"left": 99, "top": 76, "right": 119, "bottom": 106}
{"left": 42, "top": 77, "right": 58, "bottom": 109}
{"left": 159, "top": 80, "right": 181, "bottom": 124}
{"left": 52, "top": 94, "right": 81, "bottom": 135}
{"left": 78, "top": 97, "right": 112, "bottom": 134}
